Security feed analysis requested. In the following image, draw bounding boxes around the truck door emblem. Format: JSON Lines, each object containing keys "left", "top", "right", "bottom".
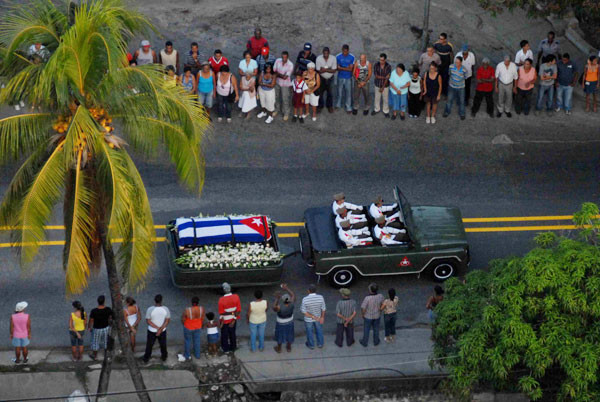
{"left": 399, "top": 257, "right": 411, "bottom": 267}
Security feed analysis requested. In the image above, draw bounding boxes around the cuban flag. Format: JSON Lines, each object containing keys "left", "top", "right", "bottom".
{"left": 175, "top": 215, "right": 272, "bottom": 248}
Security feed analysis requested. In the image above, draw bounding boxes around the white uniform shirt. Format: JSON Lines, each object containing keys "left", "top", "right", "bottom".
{"left": 374, "top": 225, "right": 406, "bottom": 246}
{"left": 335, "top": 213, "right": 367, "bottom": 229}
{"left": 332, "top": 201, "right": 362, "bottom": 216}
{"left": 515, "top": 49, "right": 533, "bottom": 66}
{"left": 338, "top": 227, "right": 372, "bottom": 248}
{"left": 495, "top": 61, "right": 518, "bottom": 85}
{"left": 455, "top": 52, "right": 476, "bottom": 78}
{"left": 369, "top": 203, "right": 400, "bottom": 222}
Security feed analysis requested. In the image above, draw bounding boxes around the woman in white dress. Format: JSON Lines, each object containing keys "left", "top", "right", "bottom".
{"left": 123, "top": 297, "right": 141, "bottom": 352}
{"left": 238, "top": 71, "right": 257, "bottom": 118}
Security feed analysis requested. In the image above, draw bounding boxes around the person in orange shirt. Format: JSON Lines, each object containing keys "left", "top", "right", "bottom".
{"left": 582, "top": 55, "right": 599, "bottom": 112}
{"left": 181, "top": 296, "right": 205, "bottom": 360}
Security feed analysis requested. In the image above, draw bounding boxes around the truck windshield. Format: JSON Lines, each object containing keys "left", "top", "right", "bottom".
{"left": 394, "top": 186, "right": 414, "bottom": 239}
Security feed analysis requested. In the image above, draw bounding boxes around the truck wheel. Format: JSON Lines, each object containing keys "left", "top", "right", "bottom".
{"left": 431, "top": 260, "right": 456, "bottom": 282}
{"left": 329, "top": 267, "right": 357, "bottom": 288}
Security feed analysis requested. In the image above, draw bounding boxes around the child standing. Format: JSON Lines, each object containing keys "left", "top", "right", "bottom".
{"left": 291, "top": 71, "right": 308, "bottom": 123}
{"left": 205, "top": 312, "right": 221, "bottom": 356}
{"left": 408, "top": 68, "right": 423, "bottom": 118}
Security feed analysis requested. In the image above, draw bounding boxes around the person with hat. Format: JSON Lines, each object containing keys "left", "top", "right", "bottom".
{"left": 335, "top": 288, "right": 357, "bottom": 347}
{"left": 471, "top": 57, "right": 496, "bottom": 118}
{"left": 369, "top": 196, "right": 403, "bottom": 228}
{"left": 374, "top": 216, "right": 409, "bottom": 245}
{"left": 10, "top": 302, "right": 31, "bottom": 364}
{"left": 352, "top": 54, "right": 372, "bottom": 116}
{"left": 273, "top": 283, "right": 296, "bottom": 353}
{"left": 134, "top": 40, "right": 157, "bottom": 66}
{"left": 303, "top": 62, "right": 321, "bottom": 121}
{"left": 335, "top": 207, "right": 368, "bottom": 230}
{"left": 332, "top": 192, "right": 363, "bottom": 216}
{"left": 218, "top": 282, "right": 241, "bottom": 352}
{"left": 454, "top": 45, "right": 476, "bottom": 105}
{"left": 256, "top": 47, "right": 276, "bottom": 74}
{"left": 296, "top": 42, "right": 317, "bottom": 73}
{"left": 494, "top": 55, "right": 518, "bottom": 117}
{"left": 159, "top": 41, "right": 179, "bottom": 74}
{"left": 359, "top": 283, "right": 385, "bottom": 347}
{"left": 338, "top": 220, "right": 373, "bottom": 248}
{"left": 316, "top": 47, "right": 337, "bottom": 113}
{"left": 208, "top": 49, "right": 229, "bottom": 75}
{"left": 247, "top": 28, "right": 269, "bottom": 59}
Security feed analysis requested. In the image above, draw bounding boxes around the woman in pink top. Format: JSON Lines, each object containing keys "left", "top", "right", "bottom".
{"left": 10, "top": 301, "right": 31, "bottom": 364}
{"left": 514, "top": 58, "right": 537, "bottom": 115}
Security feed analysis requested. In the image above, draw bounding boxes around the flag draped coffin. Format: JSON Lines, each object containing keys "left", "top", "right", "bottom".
{"left": 175, "top": 216, "right": 272, "bottom": 248}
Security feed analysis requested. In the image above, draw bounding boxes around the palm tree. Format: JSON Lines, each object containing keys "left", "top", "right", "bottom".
{"left": 0, "top": 1, "right": 207, "bottom": 400}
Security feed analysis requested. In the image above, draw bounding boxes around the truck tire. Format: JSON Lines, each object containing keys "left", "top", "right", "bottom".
{"left": 430, "top": 260, "right": 456, "bottom": 282}
{"left": 328, "top": 267, "right": 357, "bottom": 288}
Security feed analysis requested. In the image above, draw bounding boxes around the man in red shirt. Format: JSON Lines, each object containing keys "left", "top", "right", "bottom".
{"left": 208, "top": 49, "right": 229, "bottom": 75}
{"left": 471, "top": 57, "right": 496, "bottom": 118}
{"left": 246, "top": 28, "right": 268, "bottom": 59}
{"left": 218, "top": 282, "right": 241, "bottom": 352}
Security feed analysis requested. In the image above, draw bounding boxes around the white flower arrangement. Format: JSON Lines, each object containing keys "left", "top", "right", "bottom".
{"left": 175, "top": 243, "right": 283, "bottom": 271}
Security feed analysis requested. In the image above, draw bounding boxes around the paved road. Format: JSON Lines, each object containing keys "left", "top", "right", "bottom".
{"left": 0, "top": 100, "right": 598, "bottom": 348}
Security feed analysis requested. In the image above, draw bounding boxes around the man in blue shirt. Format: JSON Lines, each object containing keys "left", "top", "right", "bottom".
{"left": 555, "top": 53, "right": 578, "bottom": 115}
{"left": 336, "top": 44, "right": 355, "bottom": 113}
{"left": 443, "top": 56, "right": 467, "bottom": 119}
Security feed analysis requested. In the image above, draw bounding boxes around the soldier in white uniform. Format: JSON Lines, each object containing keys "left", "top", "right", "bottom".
{"left": 369, "top": 196, "right": 404, "bottom": 229}
{"left": 332, "top": 192, "right": 363, "bottom": 216}
{"left": 335, "top": 207, "right": 368, "bottom": 229}
{"left": 338, "top": 220, "right": 373, "bottom": 248}
{"left": 373, "top": 216, "right": 409, "bottom": 246}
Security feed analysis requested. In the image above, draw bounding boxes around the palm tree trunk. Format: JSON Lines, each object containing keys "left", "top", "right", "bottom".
{"left": 96, "top": 325, "right": 117, "bottom": 402}
{"left": 98, "top": 228, "right": 152, "bottom": 402}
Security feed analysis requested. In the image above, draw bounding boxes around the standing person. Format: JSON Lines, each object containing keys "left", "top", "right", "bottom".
{"left": 418, "top": 44, "right": 441, "bottom": 78}
{"left": 315, "top": 47, "right": 337, "bottom": 113}
{"left": 422, "top": 62, "right": 442, "bottom": 124}
{"left": 291, "top": 71, "right": 308, "bottom": 123}
{"left": 208, "top": 49, "right": 229, "bottom": 75}
{"left": 184, "top": 42, "right": 202, "bottom": 76}
{"left": 69, "top": 301, "right": 87, "bottom": 361}
{"left": 247, "top": 290, "right": 268, "bottom": 352}
{"left": 296, "top": 42, "right": 317, "bottom": 73}
{"left": 372, "top": 53, "right": 392, "bottom": 117}
{"left": 142, "top": 294, "right": 171, "bottom": 363}
{"left": 471, "top": 57, "right": 496, "bottom": 118}
{"left": 408, "top": 68, "right": 423, "bottom": 118}
{"left": 434, "top": 33, "right": 454, "bottom": 96}
{"left": 10, "top": 302, "right": 30, "bottom": 364}
{"left": 238, "top": 71, "right": 257, "bottom": 118}
{"left": 273, "top": 283, "right": 295, "bottom": 353}
{"left": 388, "top": 63, "right": 410, "bottom": 120}
{"left": 215, "top": 65, "right": 239, "bottom": 123}
{"left": 426, "top": 286, "right": 445, "bottom": 323}
{"left": 256, "top": 47, "right": 276, "bottom": 74}
{"left": 443, "top": 56, "right": 467, "bottom": 119}
{"left": 352, "top": 54, "right": 372, "bottom": 116}
{"left": 181, "top": 296, "right": 204, "bottom": 361}
{"left": 515, "top": 40, "right": 533, "bottom": 67}
{"left": 536, "top": 31, "right": 561, "bottom": 70}
{"left": 381, "top": 289, "right": 399, "bottom": 343}
{"left": 300, "top": 284, "right": 326, "bottom": 350}
{"left": 274, "top": 51, "right": 294, "bottom": 120}
{"left": 582, "top": 55, "right": 599, "bottom": 112}
{"left": 218, "top": 282, "right": 241, "bottom": 353}
{"left": 238, "top": 50, "right": 258, "bottom": 79}
{"left": 336, "top": 44, "right": 355, "bottom": 113}
{"left": 359, "top": 283, "right": 384, "bottom": 347}
{"left": 455, "top": 45, "right": 476, "bottom": 105}
{"left": 197, "top": 63, "right": 215, "bottom": 119}
{"left": 88, "top": 295, "right": 114, "bottom": 361}
{"left": 555, "top": 53, "right": 578, "bottom": 115}
{"left": 257, "top": 63, "right": 277, "bottom": 123}
{"left": 334, "top": 288, "right": 356, "bottom": 348}
{"left": 159, "top": 41, "right": 179, "bottom": 74}
{"left": 123, "top": 297, "right": 140, "bottom": 353}
{"left": 303, "top": 63, "right": 321, "bottom": 121}
{"left": 535, "top": 55, "right": 557, "bottom": 116}
{"left": 180, "top": 66, "right": 197, "bottom": 96}
{"left": 134, "top": 40, "right": 157, "bottom": 66}
{"left": 205, "top": 312, "right": 220, "bottom": 356}
{"left": 514, "top": 58, "right": 537, "bottom": 116}
{"left": 246, "top": 28, "right": 268, "bottom": 59}
{"left": 495, "top": 55, "right": 518, "bottom": 118}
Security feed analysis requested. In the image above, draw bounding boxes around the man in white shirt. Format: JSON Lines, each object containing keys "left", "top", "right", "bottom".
{"left": 332, "top": 193, "right": 363, "bottom": 216}
{"left": 315, "top": 47, "right": 337, "bottom": 113}
{"left": 495, "top": 55, "right": 518, "bottom": 118}
{"left": 335, "top": 207, "right": 368, "bottom": 229}
{"left": 142, "top": 294, "right": 171, "bottom": 363}
{"left": 455, "top": 45, "right": 476, "bottom": 105}
{"left": 274, "top": 51, "right": 295, "bottom": 121}
{"left": 515, "top": 40, "right": 533, "bottom": 67}
{"left": 374, "top": 217, "right": 408, "bottom": 246}
{"left": 338, "top": 221, "right": 373, "bottom": 248}
{"left": 369, "top": 196, "right": 403, "bottom": 229}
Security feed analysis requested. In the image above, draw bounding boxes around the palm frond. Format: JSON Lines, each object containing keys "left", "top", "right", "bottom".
{"left": 0, "top": 113, "right": 53, "bottom": 162}
{"left": 62, "top": 105, "right": 100, "bottom": 168}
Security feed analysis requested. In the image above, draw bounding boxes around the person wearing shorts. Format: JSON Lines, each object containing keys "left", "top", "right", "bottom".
{"left": 69, "top": 301, "right": 87, "bottom": 361}
{"left": 10, "top": 302, "right": 31, "bottom": 364}
{"left": 303, "top": 62, "right": 321, "bottom": 121}
{"left": 205, "top": 312, "right": 220, "bottom": 356}
{"left": 422, "top": 62, "right": 442, "bottom": 124}
{"left": 583, "top": 55, "right": 598, "bottom": 112}
{"left": 291, "top": 71, "right": 308, "bottom": 123}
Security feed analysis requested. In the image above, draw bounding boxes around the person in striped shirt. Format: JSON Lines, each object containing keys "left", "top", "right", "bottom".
{"left": 335, "top": 288, "right": 357, "bottom": 347}
{"left": 359, "top": 283, "right": 385, "bottom": 347}
{"left": 443, "top": 56, "right": 467, "bottom": 119}
{"left": 218, "top": 282, "right": 241, "bottom": 352}
{"left": 300, "top": 284, "right": 326, "bottom": 349}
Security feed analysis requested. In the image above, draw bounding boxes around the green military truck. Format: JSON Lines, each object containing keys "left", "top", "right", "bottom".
{"left": 299, "top": 186, "right": 470, "bottom": 287}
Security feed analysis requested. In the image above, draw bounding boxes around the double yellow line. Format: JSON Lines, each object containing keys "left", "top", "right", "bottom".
{"left": 0, "top": 215, "right": 588, "bottom": 247}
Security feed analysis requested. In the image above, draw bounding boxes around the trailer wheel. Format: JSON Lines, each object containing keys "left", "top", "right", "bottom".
{"left": 430, "top": 260, "right": 456, "bottom": 282}
{"left": 328, "top": 267, "right": 357, "bottom": 288}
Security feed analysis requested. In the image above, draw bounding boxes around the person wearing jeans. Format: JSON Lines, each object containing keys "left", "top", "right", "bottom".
{"left": 182, "top": 296, "right": 204, "bottom": 360}
{"left": 555, "top": 53, "right": 578, "bottom": 115}
{"left": 514, "top": 59, "right": 537, "bottom": 116}
{"left": 536, "top": 55, "right": 557, "bottom": 114}
{"left": 215, "top": 65, "right": 238, "bottom": 123}
{"left": 443, "top": 56, "right": 467, "bottom": 119}
{"left": 316, "top": 47, "right": 337, "bottom": 113}
{"left": 335, "top": 44, "right": 355, "bottom": 112}
{"left": 381, "top": 289, "right": 399, "bottom": 343}
{"left": 274, "top": 51, "right": 294, "bottom": 120}
{"left": 300, "top": 284, "right": 326, "bottom": 349}
{"left": 143, "top": 294, "right": 171, "bottom": 363}
{"left": 335, "top": 288, "right": 356, "bottom": 347}
{"left": 218, "top": 282, "right": 241, "bottom": 352}
{"left": 247, "top": 290, "right": 268, "bottom": 352}
{"left": 359, "top": 283, "right": 384, "bottom": 347}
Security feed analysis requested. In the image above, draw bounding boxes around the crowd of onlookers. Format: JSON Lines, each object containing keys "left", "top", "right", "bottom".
{"left": 123, "top": 29, "right": 599, "bottom": 124}
{"left": 8, "top": 283, "right": 445, "bottom": 363}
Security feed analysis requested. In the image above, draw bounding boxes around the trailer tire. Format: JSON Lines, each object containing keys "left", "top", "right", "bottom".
{"left": 328, "top": 267, "right": 357, "bottom": 288}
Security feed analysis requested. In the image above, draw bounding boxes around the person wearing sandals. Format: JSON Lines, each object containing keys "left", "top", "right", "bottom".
{"left": 257, "top": 63, "right": 277, "bottom": 123}
{"left": 381, "top": 289, "right": 399, "bottom": 343}
{"left": 69, "top": 301, "right": 87, "bottom": 361}
{"left": 123, "top": 297, "right": 141, "bottom": 352}
{"left": 303, "top": 62, "right": 321, "bottom": 121}
{"left": 273, "top": 283, "right": 295, "bottom": 353}
{"left": 238, "top": 71, "right": 257, "bottom": 118}
{"left": 10, "top": 302, "right": 30, "bottom": 364}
